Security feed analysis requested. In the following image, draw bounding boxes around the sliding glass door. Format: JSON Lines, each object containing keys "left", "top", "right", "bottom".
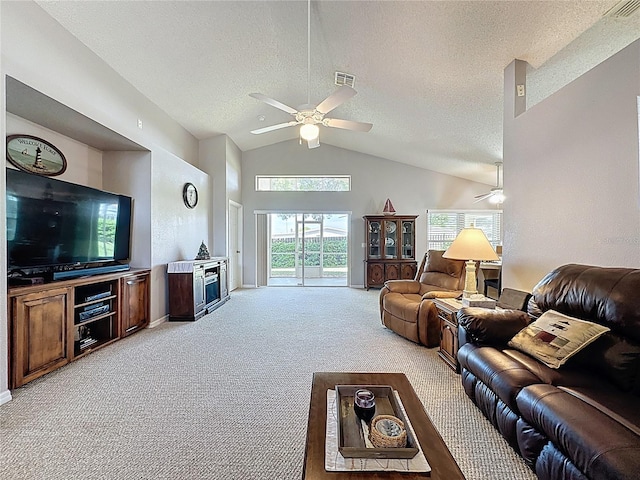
{"left": 268, "top": 213, "right": 348, "bottom": 286}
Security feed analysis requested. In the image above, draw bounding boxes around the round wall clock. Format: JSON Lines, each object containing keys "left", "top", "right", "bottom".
{"left": 183, "top": 182, "right": 198, "bottom": 209}
{"left": 6, "top": 134, "right": 67, "bottom": 176}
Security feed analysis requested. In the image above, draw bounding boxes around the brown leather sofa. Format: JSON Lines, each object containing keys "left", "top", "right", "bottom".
{"left": 457, "top": 264, "right": 640, "bottom": 480}
{"left": 379, "top": 250, "right": 466, "bottom": 347}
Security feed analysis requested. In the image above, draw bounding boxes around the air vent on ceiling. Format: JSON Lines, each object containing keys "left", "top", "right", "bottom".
{"left": 604, "top": 0, "right": 640, "bottom": 18}
{"left": 335, "top": 72, "right": 355, "bottom": 88}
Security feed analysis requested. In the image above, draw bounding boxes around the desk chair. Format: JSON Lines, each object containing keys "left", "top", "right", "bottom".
{"left": 484, "top": 269, "right": 501, "bottom": 298}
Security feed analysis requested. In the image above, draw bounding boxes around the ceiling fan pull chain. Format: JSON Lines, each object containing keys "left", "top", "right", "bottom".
{"left": 307, "top": 0, "right": 311, "bottom": 106}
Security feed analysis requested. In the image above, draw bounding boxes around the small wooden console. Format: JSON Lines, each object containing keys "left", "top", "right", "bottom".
{"left": 8, "top": 269, "right": 150, "bottom": 388}
{"left": 168, "top": 257, "right": 230, "bottom": 321}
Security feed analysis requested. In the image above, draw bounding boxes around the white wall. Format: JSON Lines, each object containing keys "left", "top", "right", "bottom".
{"left": 103, "top": 151, "right": 153, "bottom": 269}
{"left": 150, "top": 151, "right": 210, "bottom": 321}
{"left": 1, "top": 1, "right": 197, "bottom": 164}
{"left": 241, "top": 140, "right": 492, "bottom": 287}
{"left": 199, "top": 135, "right": 227, "bottom": 256}
{"left": 226, "top": 137, "right": 242, "bottom": 206}
{"left": 503, "top": 40, "right": 640, "bottom": 291}
{"left": 199, "top": 134, "right": 243, "bottom": 258}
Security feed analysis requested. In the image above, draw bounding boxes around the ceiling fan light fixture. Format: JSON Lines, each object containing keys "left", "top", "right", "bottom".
{"left": 300, "top": 123, "right": 319, "bottom": 141}
{"left": 489, "top": 191, "right": 505, "bottom": 204}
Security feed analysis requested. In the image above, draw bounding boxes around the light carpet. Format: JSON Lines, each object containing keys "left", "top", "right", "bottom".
{"left": 0, "top": 287, "right": 536, "bottom": 480}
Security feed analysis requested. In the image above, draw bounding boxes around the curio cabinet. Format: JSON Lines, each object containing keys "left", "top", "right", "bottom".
{"left": 363, "top": 215, "right": 418, "bottom": 289}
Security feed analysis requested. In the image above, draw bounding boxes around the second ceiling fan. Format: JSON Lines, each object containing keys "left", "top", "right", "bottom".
{"left": 475, "top": 162, "right": 505, "bottom": 204}
{"left": 249, "top": 0, "right": 372, "bottom": 149}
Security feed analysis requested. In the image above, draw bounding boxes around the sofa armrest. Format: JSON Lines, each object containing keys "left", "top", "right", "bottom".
{"left": 457, "top": 307, "right": 531, "bottom": 346}
{"left": 421, "top": 290, "right": 461, "bottom": 300}
{"left": 383, "top": 279, "right": 420, "bottom": 294}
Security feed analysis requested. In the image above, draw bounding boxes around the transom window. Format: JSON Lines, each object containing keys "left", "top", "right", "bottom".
{"left": 255, "top": 175, "right": 351, "bottom": 192}
{"left": 427, "top": 210, "right": 503, "bottom": 251}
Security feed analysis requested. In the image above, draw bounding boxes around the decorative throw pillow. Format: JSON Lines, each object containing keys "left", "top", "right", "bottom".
{"left": 508, "top": 309, "right": 610, "bottom": 369}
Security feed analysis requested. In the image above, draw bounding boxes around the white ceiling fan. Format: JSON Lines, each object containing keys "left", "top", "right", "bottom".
{"left": 249, "top": 0, "right": 372, "bottom": 149}
{"left": 475, "top": 161, "right": 505, "bottom": 204}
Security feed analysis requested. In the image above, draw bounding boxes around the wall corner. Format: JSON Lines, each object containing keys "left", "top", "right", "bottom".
{"left": 504, "top": 59, "right": 528, "bottom": 120}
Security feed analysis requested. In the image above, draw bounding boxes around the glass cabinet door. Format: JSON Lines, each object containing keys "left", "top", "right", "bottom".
{"left": 368, "top": 220, "right": 381, "bottom": 258}
{"left": 383, "top": 219, "right": 398, "bottom": 259}
{"left": 401, "top": 220, "right": 415, "bottom": 259}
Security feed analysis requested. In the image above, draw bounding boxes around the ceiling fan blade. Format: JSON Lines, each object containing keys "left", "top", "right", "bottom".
{"left": 250, "top": 121, "right": 298, "bottom": 134}
{"left": 474, "top": 192, "right": 491, "bottom": 198}
{"left": 315, "top": 86, "right": 357, "bottom": 115}
{"left": 249, "top": 93, "right": 298, "bottom": 115}
{"left": 474, "top": 192, "right": 494, "bottom": 202}
{"left": 307, "top": 136, "right": 320, "bottom": 149}
{"left": 324, "top": 118, "right": 373, "bottom": 132}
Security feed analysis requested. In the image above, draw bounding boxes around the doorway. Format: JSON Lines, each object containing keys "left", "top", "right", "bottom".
{"left": 267, "top": 213, "right": 348, "bottom": 286}
{"left": 229, "top": 200, "right": 243, "bottom": 291}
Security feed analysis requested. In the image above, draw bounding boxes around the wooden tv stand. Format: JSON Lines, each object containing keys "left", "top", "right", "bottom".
{"left": 7, "top": 269, "right": 150, "bottom": 389}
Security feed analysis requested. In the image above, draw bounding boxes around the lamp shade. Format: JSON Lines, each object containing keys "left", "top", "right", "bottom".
{"left": 442, "top": 227, "right": 500, "bottom": 261}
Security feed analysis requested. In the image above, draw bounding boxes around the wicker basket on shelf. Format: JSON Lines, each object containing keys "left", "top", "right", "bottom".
{"left": 369, "top": 415, "right": 408, "bottom": 448}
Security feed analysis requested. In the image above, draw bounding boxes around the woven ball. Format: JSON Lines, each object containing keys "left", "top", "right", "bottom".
{"left": 369, "top": 414, "right": 407, "bottom": 448}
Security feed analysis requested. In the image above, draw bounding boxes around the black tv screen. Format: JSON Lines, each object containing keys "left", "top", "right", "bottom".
{"left": 6, "top": 168, "right": 132, "bottom": 269}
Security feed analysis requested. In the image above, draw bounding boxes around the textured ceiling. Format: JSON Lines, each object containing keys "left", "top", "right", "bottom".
{"left": 33, "top": 0, "right": 636, "bottom": 185}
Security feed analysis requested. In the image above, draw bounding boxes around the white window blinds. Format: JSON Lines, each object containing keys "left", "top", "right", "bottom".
{"left": 427, "top": 210, "right": 502, "bottom": 251}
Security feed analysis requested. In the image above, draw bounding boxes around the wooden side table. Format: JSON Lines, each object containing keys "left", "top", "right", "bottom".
{"left": 433, "top": 298, "right": 463, "bottom": 373}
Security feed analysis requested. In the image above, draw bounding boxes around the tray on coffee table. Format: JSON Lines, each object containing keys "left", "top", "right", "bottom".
{"left": 335, "top": 384, "right": 419, "bottom": 458}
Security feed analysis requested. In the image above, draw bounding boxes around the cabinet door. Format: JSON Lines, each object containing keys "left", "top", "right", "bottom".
{"left": 401, "top": 262, "right": 417, "bottom": 280}
{"left": 120, "top": 273, "right": 150, "bottom": 337}
{"left": 440, "top": 320, "right": 459, "bottom": 371}
{"left": 367, "top": 220, "right": 382, "bottom": 259}
{"left": 12, "top": 287, "right": 71, "bottom": 388}
{"left": 366, "top": 262, "right": 384, "bottom": 288}
{"left": 401, "top": 220, "right": 415, "bottom": 259}
{"left": 219, "top": 260, "right": 229, "bottom": 299}
{"left": 385, "top": 263, "right": 400, "bottom": 280}
{"left": 194, "top": 267, "right": 206, "bottom": 313}
{"left": 383, "top": 219, "right": 399, "bottom": 259}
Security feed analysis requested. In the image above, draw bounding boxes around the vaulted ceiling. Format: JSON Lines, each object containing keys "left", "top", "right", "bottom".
{"left": 34, "top": 0, "right": 639, "bottom": 185}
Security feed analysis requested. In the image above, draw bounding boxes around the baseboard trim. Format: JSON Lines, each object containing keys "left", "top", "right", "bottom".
{"left": 0, "top": 389, "right": 13, "bottom": 406}
{"left": 149, "top": 315, "right": 168, "bottom": 328}
{"left": 351, "top": 284, "right": 365, "bottom": 289}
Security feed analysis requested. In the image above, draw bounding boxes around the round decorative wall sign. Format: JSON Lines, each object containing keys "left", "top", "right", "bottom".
{"left": 6, "top": 134, "right": 67, "bottom": 176}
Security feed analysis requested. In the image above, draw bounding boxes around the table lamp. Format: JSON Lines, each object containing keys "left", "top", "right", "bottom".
{"left": 442, "top": 227, "right": 500, "bottom": 298}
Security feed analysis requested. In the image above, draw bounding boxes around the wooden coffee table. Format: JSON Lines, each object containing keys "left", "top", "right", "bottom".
{"left": 302, "top": 372, "right": 465, "bottom": 479}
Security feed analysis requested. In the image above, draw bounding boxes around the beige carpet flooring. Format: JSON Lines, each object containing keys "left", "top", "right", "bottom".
{"left": 0, "top": 287, "right": 536, "bottom": 480}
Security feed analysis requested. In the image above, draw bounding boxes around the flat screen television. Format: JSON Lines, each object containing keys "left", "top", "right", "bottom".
{"left": 6, "top": 168, "right": 132, "bottom": 271}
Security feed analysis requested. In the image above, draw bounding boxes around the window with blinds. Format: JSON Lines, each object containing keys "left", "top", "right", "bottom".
{"left": 427, "top": 210, "right": 502, "bottom": 251}
{"left": 255, "top": 175, "right": 350, "bottom": 192}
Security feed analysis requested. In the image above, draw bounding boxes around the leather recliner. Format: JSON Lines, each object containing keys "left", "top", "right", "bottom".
{"left": 457, "top": 264, "right": 640, "bottom": 480}
{"left": 379, "top": 250, "right": 466, "bottom": 347}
